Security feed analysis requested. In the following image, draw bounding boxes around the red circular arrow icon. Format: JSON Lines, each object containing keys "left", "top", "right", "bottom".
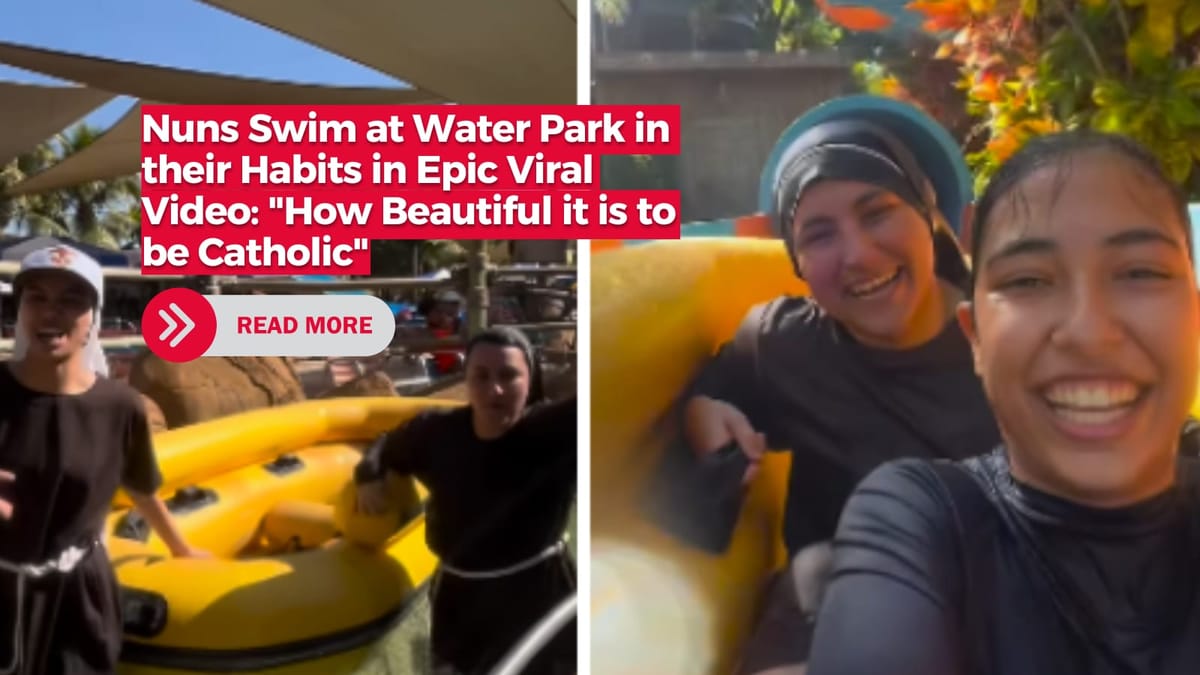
{"left": 142, "top": 288, "right": 217, "bottom": 363}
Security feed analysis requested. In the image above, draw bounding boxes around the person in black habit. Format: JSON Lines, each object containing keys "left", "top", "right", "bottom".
{"left": 0, "top": 245, "right": 208, "bottom": 675}
{"left": 354, "top": 326, "right": 577, "bottom": 675}
{"left": 647, "top": 112, "right": 1000, "bottom": 675}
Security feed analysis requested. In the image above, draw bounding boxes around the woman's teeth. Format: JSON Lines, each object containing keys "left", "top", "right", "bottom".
{"left": 848, "top": 269, "right": 901, "bottom": 298}
{"left": 1054, "top": 408, "right": 1129, "bottom": 426}
{"left": 1043, "top": 381, "right": 1140, "bottom": 425}
{"left": 1044, "top": 382, "right": 1139, "bottom": 409}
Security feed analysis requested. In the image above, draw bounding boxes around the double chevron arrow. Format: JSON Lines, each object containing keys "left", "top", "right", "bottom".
{"left": 158, "top": 302, "right": 196, "bottom": 348}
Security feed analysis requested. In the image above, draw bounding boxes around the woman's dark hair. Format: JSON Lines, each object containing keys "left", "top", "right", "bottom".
{"left": 465, "top": 326, "right": 545, "bottom": 406}
{"left": 969, "top": 129, "right": 1193, "bottom": 293}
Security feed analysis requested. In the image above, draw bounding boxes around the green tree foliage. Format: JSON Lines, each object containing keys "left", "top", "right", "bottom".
{"left": 1, "top": 124, "right": 140, "bottom": 247}
{"left": 845, "top": 0, "right": 1200, "bottom": 196}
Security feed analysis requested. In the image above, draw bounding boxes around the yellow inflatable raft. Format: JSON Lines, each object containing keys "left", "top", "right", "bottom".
{"left": 591, "top": 238, "right": 804, "bottom": 674}
{"left": 108, "top": 397, "right": 462, "bottom": 675}
{"left": 590, "top": 237, "right": 1200, "bottom": 674}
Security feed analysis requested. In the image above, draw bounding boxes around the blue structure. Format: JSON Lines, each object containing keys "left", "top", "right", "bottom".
{"left": 757, "top": 95, "right": 974, "bottom": 237}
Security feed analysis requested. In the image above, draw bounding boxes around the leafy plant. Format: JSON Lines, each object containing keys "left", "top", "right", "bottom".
{"left": 759, "top": 0, "right": 846, "bottom": 50}
{"left": 1, "top": 123, "right": 140, "bottom": 247}
{"left": 832, "top": 0, "right": 1200, "bottom": 196}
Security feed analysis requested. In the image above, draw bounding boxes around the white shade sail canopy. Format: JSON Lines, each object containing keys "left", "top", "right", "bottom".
{"left": 0, "top": 40, "right": 437, "bottom": 105}
{"left": 0, "top": 81, "right": 113, "bottom": 168}
{"left": 4, "top": 101, "right": 144, "bottom": 197}
{"left": 0, "top": 41, "right": 445, "bottom": 196}
{"left": 1, "top": 0, "right": 576, "bottom": 197}
{"left": 202, "top": 0, "right": 576, "bottom": 104}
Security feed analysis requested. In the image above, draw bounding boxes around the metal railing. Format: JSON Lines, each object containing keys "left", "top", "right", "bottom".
{"left": 0, "top": 266, "right": 577, "bottom": 356}
{"left": 488, "top": 594, "right": 577, "bottom": 675}
{"left": 0, "top": 329, "right": 577, "bottom": 356}
{"left": 0, "top": 335, "right": 146, "bottom": 352}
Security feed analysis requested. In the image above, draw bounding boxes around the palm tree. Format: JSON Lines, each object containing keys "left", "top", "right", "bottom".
{"left": 51, "top": 125, "right": 140, "bottom": 248}
{"left": 1, "top": 123, "right": 140, "bottom": 248}
{"left": 0, "top": 142, "right": 69, "bottom": 238}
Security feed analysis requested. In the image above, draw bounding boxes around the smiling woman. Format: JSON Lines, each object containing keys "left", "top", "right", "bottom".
{"left": 963, "top": 132, "right": 1197, "bottom": 507}
{"left": 630, "top": 96, "right": 1002, "bottom": 675}
{"left": 807, "top": 130, "right": 1200, "bottom": 675}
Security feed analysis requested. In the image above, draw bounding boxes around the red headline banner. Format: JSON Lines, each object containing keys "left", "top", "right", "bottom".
{"left": 140, "top": 104, "right": 682, "bottom": 275}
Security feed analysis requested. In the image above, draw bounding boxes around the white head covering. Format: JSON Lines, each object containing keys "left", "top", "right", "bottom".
{"left": 12, "top": 244, "right": 109, "bottom": 377}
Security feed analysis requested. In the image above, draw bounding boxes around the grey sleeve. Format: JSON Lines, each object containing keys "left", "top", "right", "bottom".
{"left": 807, "top": 460, "right": 964, "bottom": 675}
{"left": 681, "top": 303, "right": 778, "bottom": 444}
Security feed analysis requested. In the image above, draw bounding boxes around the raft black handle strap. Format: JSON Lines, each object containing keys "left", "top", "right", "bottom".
{"left": 114, "top": 512, "right": 152, "bottom": 542}
{"left": 120, "top": 587, "right": 169, "bottom": 639}
{"left": 166, "top": 486, "right": 218, "bottom": 516}
{"left": 114, "top": 486, "right": 218, "bottom": 542}
{"left": 262, "top": 454, "right": 304, "bottom": 477}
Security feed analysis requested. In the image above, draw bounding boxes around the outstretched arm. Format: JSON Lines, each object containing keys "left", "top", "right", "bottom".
{"left": 123, "top": 399, "right": 208, "bottom": 558}
{"left": 127, "top": 492, "right": 209, "bottom": 558}
{"left": 807, "top": 460, "right": 965, "bottom": 675}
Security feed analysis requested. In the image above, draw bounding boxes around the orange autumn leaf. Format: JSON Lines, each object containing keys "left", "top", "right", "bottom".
{"left": 815, "top": 0, "right": 895, "bottom": 31}
{"left": 1020, "top": 118, "right": 1061, "bottom": 135}
{"left": 986, "top": 129, "right": 1023, "bottom": 162}
{"left": 907, "top": 0, "right": 971, "bottom": 17}
{"left": 987, "top": 118, "right": 1059, "bottom": 163}
{"left": 880, "top": 75, "right": 904, "bottom": 95}
{"left": 907, "top": 0, "right": 974, "bottom": 31}
{"left": 926, "top": 16, "right": 969, "bottom": 31}
{"left": 970, "top": 72, "right": 1005, "bottom": 102}
{"left": 1007, "top": 86, "right": 1029, "bottom": 109}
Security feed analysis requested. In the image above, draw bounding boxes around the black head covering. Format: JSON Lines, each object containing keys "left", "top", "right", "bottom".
{"left": 772, "top": 119, "right": 970, "bottom": 290}
{"left": 465, "top": 326, "right": 546, "bottom": 407}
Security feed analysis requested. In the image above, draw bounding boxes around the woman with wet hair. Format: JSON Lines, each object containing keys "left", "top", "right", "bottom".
{"left": 0, "top": 245, "right": 207, "bottom": 675}
{"left": 807, "top": 130, "right": 1200, "bottom": 674}
{"left": 354, "top": 326, "right": 577, "bottom": 675}
{"left": 649, "top": 101, "right": 1003, "bottom": 674}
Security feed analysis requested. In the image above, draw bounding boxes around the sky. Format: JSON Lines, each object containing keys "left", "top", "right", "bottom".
{"left": 0, "top": 0, "right": 403, "bottom": 130}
